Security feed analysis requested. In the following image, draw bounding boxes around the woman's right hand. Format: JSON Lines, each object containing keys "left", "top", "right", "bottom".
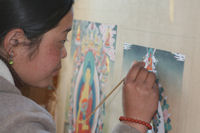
{"left": 122, "top": 62, "right": 159, "bottom": 132}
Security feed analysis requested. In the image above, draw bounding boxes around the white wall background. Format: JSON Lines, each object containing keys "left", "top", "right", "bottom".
{"left": 56, "top": 0, "right": 200, "bottom": 133}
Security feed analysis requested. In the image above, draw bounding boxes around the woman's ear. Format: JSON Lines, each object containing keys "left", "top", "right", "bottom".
{"left": 3, "top": 29, "right": 27, "bottom": 57}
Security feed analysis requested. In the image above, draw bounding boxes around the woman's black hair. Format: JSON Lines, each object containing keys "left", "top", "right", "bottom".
{"left": 0, "top": 0, "right": 74, "bottom": 40}
{"left": 0, "top": 0, "right": 74, "bottom": 92}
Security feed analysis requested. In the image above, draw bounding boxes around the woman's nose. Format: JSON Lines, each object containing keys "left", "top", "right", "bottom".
{"left": 61, "top": 46, "right": 67, "bottom": 58}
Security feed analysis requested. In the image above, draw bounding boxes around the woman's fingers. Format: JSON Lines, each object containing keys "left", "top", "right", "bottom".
{"left": 145, "top": 72, "right": 156, "bottom": 89}
{"left": 125, "top": 62, "right": 145, "bottom": 83}
{"left": 136, "top": 68, "right": 149, "bottom": 83}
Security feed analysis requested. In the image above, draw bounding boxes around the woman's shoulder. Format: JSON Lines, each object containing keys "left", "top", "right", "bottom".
{"left": 0, "top": 76, "right": 56, "bottom": 133}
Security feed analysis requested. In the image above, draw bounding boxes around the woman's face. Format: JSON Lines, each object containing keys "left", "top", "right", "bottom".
{"left": 13, "top": 10, "right": 73, "bottom": 88}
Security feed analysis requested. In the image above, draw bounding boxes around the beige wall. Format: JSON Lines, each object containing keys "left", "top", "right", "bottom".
{"left": 56, "top": 0, "right": 200, "bottom": 133}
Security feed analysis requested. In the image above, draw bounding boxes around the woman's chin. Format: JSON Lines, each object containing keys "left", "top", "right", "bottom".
{"left": 28, "top": 80, "right": 53, "bottom": 89}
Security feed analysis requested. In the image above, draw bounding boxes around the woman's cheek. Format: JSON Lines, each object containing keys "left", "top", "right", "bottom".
{"left": 48, "top": 44, "right": 61, "bottom": 58}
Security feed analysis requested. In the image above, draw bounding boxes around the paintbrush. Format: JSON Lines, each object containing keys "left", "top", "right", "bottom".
{"left": 84, "top": 78, "right": 125, "bottom": 122}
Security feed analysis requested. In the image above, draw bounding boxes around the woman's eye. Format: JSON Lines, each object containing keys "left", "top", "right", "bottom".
{"left": 60, "top": 40, "right": 66, "bottom": 44}
{"left": 60, "top": 37, "right": 69, "bottom": 44}
{"left": 59, "top": 34, "right": 69, "bottom": 46}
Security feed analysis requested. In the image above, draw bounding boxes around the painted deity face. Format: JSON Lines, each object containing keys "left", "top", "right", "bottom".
{"left": 13, "top": 10, "right": 73, "bottom": 88}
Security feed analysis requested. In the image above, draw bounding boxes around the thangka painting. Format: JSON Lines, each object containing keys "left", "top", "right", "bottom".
{"left": 122, "top": 43, "right": 185, "bottom": 133}
{"left": 67, "top": 20, "right": 117, "bottom": 133}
